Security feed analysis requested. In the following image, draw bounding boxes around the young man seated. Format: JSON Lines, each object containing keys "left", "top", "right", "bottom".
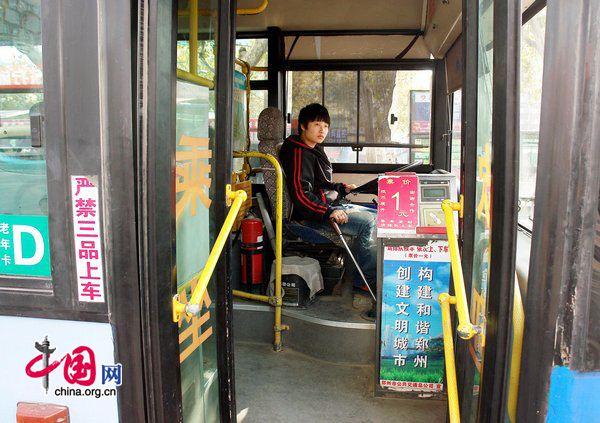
{"left": 279, "top": 103, "right": 377, "bottom": 296}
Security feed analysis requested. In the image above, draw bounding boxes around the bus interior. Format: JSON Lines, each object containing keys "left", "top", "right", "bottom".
{"left": 2, "top": 0, "right": 599, "bottom": 422}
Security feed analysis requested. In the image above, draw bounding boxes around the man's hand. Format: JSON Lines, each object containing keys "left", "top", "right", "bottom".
{"left": 345, "top": 184, "right": 357, "bottom": 193}
{"left": 330, "top": 209, "right": 348, "bottom": 224}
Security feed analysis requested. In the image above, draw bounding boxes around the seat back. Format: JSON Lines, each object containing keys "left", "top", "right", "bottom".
{"left": 257, "top": 107, "right": 292, "bottom": 221}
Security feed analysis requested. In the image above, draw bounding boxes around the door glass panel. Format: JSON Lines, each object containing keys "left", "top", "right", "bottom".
{"left": 0, "top": 0, "right": 47, "bottom": 217}
{"left": 0, "top": 0, "right": 51, "bottom": 279}
{"left": 518, "top": 8, "right": 546, "bottom": 231}
{"left": 462, "top": 0, "right": 493, "bottom": 420}
{"left": 175, "top": 1, "right": 220, "bottom": 421}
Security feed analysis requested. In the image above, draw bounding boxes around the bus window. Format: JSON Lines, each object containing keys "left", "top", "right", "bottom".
{"left": 519, "top": 7, "right": 546, "bottom": 231}
{"left": 286, "top": 70, "right": 323, "bottom": 136}
{"left": 0, "top": 0, "right": 47, "bottom": 218}
{"left": 287, "top": 69, "right": 433, "bottom": 164}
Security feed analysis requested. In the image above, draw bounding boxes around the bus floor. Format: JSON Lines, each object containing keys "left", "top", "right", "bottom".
{"left": 233, "top": 277, "right": 447, "bottom": 422}
{"left": 234, "top": 341, "right": 447, "bottom": 423}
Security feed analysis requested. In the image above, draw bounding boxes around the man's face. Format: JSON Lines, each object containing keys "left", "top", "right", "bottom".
{"left": 301, "top": 120, "right": 329, "bottom": 147}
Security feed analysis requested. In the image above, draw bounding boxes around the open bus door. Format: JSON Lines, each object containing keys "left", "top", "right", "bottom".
{"left": 0, "top": 1, "right": 239, "bottom": 421}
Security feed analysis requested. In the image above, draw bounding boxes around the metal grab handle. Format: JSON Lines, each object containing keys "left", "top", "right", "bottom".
{"left": 438, "top": 196, "right": 481, "bottom": 423}
{"left": 172, "top": 185, "right": 247, "bottom": 322}
{"left": 441, "top": 198, "right": 481, "bottom": 339}
{"left": 231, "top": 150, "right": 288, "bottom": 352}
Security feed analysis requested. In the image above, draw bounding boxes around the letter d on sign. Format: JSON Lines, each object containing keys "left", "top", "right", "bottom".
{"left": 13, "top": 225, "right": 45, "bottom": 266}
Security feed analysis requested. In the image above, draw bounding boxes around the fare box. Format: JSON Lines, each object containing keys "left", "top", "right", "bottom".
{"left": 377, "top": 173, "right": 419, "bottom": 237}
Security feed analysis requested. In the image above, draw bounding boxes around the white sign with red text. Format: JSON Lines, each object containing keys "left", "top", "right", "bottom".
{"left": 377, "top": 173, "right": 419, "bottom": 237}
{"left": 71, "top": 176, "right": 105, "bottom": 303}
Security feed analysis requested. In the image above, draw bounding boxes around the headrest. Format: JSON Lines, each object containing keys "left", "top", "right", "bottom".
{"left": 257, "top": 107, "right": 284, "bottom": 142}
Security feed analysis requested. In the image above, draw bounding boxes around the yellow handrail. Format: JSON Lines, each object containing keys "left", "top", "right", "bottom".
{"left": 177, "top": 68, "right": 215, "bottom": 90}
{"left": 438, "top": 197, "right": 481, "bottom": 423}
{"left": 179, "top": 0, "right": 269, "bottom": 16}
{"left": 189, "top": 0, "right": 198, "bottom": 75}
{"left": 507, "top": 278, "right": 524, "bottom": 422}
{"left": 232, "top": 150, "right": 287, "bottom": 351}
{"left": 173, "top": 185, "right": 247, "bottom": 322}
{"left": 439, "top": 198, "right": 525, "bottom": 422}
{"left": 439, "top": 294, "right": 460, "bottom": 423}
{"left": 441, "top": 199, "right": 481, "bottom": 340}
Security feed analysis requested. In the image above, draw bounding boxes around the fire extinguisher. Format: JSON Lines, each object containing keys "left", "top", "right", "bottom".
{"left": 241, "top": 218, "right": 263, "bottom": 292}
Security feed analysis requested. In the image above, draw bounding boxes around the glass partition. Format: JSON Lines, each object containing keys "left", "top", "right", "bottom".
{"left": 175, "top": 1, "right": 221, "bottom": 421}
{"left": 518, "top": 8, "right": 546, "bottom": 231}
{"left": 462, "top": 0, "right": 494, "bottom": 420}
{"left": 0, "top": 0, "right": 51, "bottom": 279}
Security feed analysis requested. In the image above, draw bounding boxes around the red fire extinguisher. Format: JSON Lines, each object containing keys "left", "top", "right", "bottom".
{"left": 241, "top": 218, "right": 263, "bottom": 292}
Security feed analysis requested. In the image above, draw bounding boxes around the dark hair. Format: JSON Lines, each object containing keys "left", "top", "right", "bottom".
{"left": 298, "top": 103, "right": 330, "bottom": 134}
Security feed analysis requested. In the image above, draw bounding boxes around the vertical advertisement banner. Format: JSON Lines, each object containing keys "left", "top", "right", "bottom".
{"left": 0, "top": 215, "right": 50, "bottom": 277}
{"left": 379, "top": 241, "right": 451, "bottom": 392}
{"left": 71, "top": 176, "right": 105, "bottom": 303}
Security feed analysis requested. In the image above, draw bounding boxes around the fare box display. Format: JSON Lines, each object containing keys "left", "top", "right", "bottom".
{"left": 377, "top": 173, "right": 419, "bottom": 237}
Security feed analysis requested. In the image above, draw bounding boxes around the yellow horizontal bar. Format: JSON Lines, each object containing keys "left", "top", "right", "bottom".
{"left": 250, "top": 66, "right": 268, "bottom": 72}
{"left": 439, "top": 293, "right": 460, "bottom": 423}
{"left": 232, "top": 290, "right": 270, "bottom": 303}
{"left": 176, "top": 68, "right": 215, "bottom": 89}
{"left": 442, "top": 199, "right": 479, "bottom": 340}
{"left": 237, "top": 0, "right": 269, "bottom": 15}
{"left": 179, "top": 0, "right": 268, "bottom": 16}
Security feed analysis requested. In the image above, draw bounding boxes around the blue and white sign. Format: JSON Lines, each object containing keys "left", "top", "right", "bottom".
{"left": 379, "top": 241, "right": 451, "bottom": 392}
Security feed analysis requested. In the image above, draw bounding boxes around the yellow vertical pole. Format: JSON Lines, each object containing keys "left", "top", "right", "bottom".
{"left": 439, "top": 293, "right": 461, "bottom": 423}
{"left": 189, "top": 0, "right": 198, "bottom": 75}
{"left": 442, "top": 199, "right": 478, "bottom": 339}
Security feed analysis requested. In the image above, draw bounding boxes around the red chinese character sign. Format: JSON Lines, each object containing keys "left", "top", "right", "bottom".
{"left": 71, "top": 176, "right": 105, "bottom": 303}
{"left": 377, "top": 173, "right": 419, "bottom": 237}
{"left": 379, "top": 241, "right": 451, "bottom": 393}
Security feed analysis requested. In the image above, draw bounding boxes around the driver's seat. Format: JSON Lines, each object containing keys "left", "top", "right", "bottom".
{"left": 257, "top": 107, "right": 346, "bottom": 247}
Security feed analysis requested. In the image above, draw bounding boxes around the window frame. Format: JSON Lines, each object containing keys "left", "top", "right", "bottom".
{"left": 285, "top": 59, "right": 437, "bottom": 164}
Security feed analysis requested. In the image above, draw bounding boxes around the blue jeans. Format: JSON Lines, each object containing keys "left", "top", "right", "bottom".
{"left": 302, "top": 204, "right": 377, "bottom": 289}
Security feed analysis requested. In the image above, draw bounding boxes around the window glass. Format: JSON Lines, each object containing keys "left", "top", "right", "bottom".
{"left": 451, "top": 90, "right": 462, "bottom": 190}
{"left": 235, "top": 38, "right": 268, "bottom": 80}
{"left": 286, "top": 70, "right": 432, "bottom": 163}
{"left": 358, "top": 147, "right": 415, "bottom": 164}
{"left": 0, "top": 0, "right": 52, "bottom": 280}
{"left": 324, "top": 71, "right": 357, "bottom": 143}
{"left": 175, "top": 2, "right": 220, "bottom": 421}
{"left": 463, "top": 0, "right": 494, "bottom": 420}
{"left": 519, "top": 8, "right": 546, "bottom": 231}
{"left": 286, "top": 71, "right": 323, "bottom": 136}
{"left": 324, "top": 146, "right": 356, "bottom": 163}
{"left": 0, "top": 0, "right": 47, "bottom": 218}
{"left": 359, "top": 70, "right": 432, "bottom": 148}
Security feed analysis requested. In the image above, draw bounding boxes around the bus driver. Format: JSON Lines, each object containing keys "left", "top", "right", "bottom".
{"left": 279, "top": 103, "right": 378, "bottom": 306}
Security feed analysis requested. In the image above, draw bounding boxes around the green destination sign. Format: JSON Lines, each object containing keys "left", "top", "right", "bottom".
{"left": 0, "top": 214, "right": 51, "bottom": 277}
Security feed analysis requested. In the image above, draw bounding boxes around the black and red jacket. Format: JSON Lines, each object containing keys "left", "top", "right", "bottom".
{"left": 279, "top": 135, "right": 346, "bottom": 221}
